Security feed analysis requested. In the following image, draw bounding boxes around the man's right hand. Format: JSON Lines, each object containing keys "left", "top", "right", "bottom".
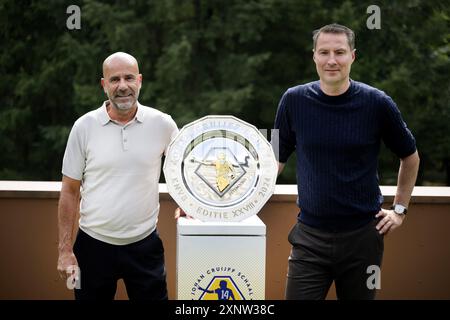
{"left": 57, "top": 250, "right": 79, "bottom": 281}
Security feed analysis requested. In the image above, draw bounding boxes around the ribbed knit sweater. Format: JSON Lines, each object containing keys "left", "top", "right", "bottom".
{"left": 274, "top": 80, "right": 416, "bottom": 231}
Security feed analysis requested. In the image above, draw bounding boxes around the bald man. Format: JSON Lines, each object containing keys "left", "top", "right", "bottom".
{"left": 57, "top": 52, "right": 178, "bottom": 300}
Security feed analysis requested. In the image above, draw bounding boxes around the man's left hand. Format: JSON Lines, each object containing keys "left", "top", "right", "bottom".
{"left": 375, "top": 208, "right": 405, "bottom": 235}
{"left": 174, "top": 207, "right": 194, "bottom": 220}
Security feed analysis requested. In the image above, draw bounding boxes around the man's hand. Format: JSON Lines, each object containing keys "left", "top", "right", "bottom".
{"left": 277, "top": 162, "right": 285, "bottom": 176}
{"left": 174, "top": 207, "right": 194, "bottom": 220}
{"left": 375, "top": 208, "right": 405, "bottom": 235}
{"left": 57, "top": 175, "right": 80, "bottom": 282}
{"left": 57, "top": 250, "right": 79, "bottom": 281}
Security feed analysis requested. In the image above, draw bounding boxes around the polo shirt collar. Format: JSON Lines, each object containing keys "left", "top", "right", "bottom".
{"left": 135, "top": 102, "right": 145, "bottom": 123}
{"left": 98, "top": 101, "right": 110, "bottom": 125}
{"left": 98, "top": 101, "right": 145, "bottom": 125}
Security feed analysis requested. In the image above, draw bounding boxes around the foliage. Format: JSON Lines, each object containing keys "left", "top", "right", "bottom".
{"left": 0, "top": 0, "right": 448, "bottom": 184}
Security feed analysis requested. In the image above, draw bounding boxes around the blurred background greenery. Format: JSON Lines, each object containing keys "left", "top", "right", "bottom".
{"left": 0, "top": 0, "right": 449, "bottom": 185}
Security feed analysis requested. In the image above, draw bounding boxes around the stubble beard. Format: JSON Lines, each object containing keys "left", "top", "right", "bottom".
{"left": 108, "top": 89, "right": 140, "bottom": 111}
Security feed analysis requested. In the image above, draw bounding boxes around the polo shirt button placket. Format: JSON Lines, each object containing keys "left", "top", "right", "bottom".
{"left": 122, "top": 126, "right": 129, "bottom": 151}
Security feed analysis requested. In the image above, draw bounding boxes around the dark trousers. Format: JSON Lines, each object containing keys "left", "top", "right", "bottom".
{"left": 73, "top": 229, "right": 168, "bottom": 300}
{"left": 285, "top": 219, "right": 384, "bottom": 300}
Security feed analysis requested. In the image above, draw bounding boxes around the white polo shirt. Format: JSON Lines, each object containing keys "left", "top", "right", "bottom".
{"left": 62, "top": 101, "right": 178, "bottom": 245}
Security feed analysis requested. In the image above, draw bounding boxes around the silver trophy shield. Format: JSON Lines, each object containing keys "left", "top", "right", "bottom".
{"left": 164, "top": 115, "right": 277, "bottom": 222}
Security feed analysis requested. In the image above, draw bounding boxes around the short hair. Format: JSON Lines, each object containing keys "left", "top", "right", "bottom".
{"left": 312, "top": 23, "right": 355, "bottom": 50}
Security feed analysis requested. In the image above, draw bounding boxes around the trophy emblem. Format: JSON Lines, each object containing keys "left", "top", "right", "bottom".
{"left": 164, "top": 116, "right": 277, "bottom": 222}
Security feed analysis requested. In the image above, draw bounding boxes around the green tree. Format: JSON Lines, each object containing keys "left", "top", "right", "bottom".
{"left": 0, "top": 0, "right": 448, "bottom": 185}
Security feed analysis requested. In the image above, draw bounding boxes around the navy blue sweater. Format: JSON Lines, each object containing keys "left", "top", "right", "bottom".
{"left": 274, "top": 80, "right": 416, "bottom": 232}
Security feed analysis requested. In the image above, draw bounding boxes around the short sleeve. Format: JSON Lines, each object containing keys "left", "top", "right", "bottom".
{"left": 62, "top": 123, "right": 86, "bottom": 180}
{"left": 164, "top": 115, "right": 179, "bottom": 156}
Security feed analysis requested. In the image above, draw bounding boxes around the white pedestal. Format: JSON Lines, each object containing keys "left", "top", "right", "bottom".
{"left": 176, "top": 215, "right": 266, "bottom": 300}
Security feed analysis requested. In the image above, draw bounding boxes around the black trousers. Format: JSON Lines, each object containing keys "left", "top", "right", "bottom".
{"left": 285, "top": 219, "right": 384, "bottom": 300}
{"left": 73, "top": 229, "right": 168, "bottom": 300}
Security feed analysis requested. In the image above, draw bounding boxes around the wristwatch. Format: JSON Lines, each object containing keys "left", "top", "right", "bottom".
{"left": 390, "top": 204, "right": 408, "bottom": 215}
